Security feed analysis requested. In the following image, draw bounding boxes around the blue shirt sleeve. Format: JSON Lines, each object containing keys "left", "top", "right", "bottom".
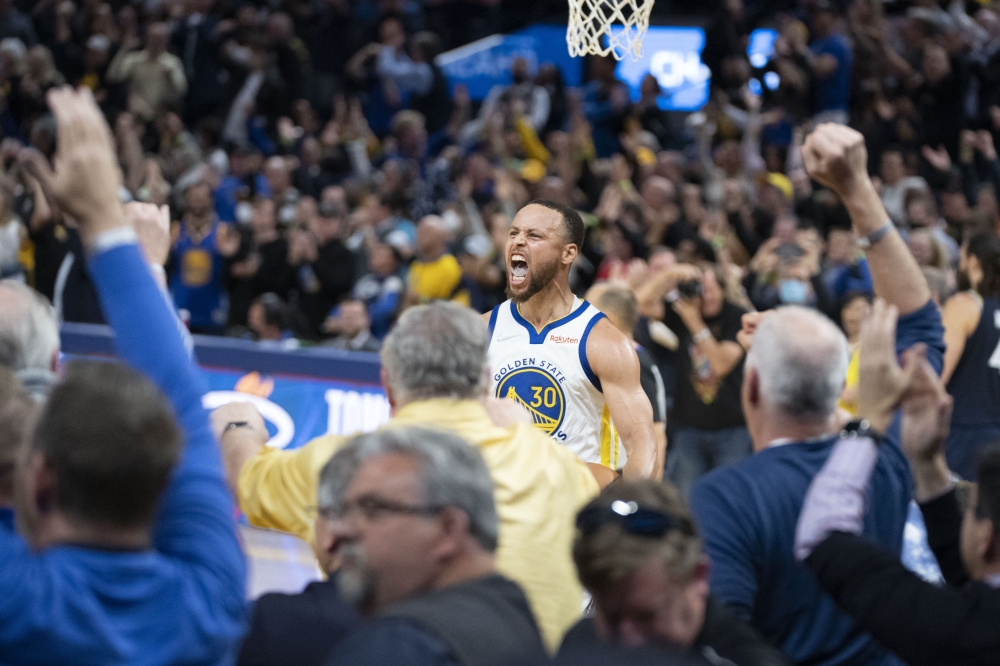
{"left": 326, "top": 619, "right": 460, "bottom": 666}
{"left": 895, "top": 300, "right": 945, "bottom": 375}
{"left": 87, "top": 242, "right": 246, "bottom": 617}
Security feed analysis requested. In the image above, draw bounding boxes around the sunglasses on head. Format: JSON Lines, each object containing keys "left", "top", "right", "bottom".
{"left": 575, "top": 500, "right": 689, "bottom": 538}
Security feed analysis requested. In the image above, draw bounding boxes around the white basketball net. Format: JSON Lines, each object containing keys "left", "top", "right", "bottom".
{"left": 566, "top": 0, "right": 654, "bottom": 61}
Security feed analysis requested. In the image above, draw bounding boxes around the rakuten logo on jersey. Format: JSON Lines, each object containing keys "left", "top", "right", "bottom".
{"left": 549, "top": 335, "right": 579, "bottom": 344}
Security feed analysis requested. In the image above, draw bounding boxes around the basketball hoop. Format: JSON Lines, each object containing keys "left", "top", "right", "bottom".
{"left": 566, "top": 0, "right": 654, "bottom": 61}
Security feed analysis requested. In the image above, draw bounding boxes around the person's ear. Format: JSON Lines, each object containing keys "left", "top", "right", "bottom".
{"left": 562, "top": 243, "right": 579, "bottom": 266}
{"left": 746, "top": 367, "right": 761, "bottom": 409}
{"left": 982, "top": 519, "right": 998, "bottom": 564}
{"left": 32, "top": 456, "right": 56, "bottom": 516}
{"left": 380, "top": 367, "right": 397, "bottom": 412}
{"left": 433, "top": 506, "right": 471, "bottom": 559}
{"left": 50, "top": 349, "right": 59, "bottom": 373}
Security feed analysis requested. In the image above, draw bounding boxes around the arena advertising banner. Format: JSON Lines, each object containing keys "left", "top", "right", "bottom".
{"left": 436, "top": 24, "right": 583, "bottom": 100}
{"left": 201, "top": 369, "right": 390, "bottom": 451}
{"left": 610, "top": 26, "right": 711, "bottom": 111}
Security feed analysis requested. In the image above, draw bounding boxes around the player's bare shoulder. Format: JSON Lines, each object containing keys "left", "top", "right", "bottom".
{"left": 585, "top": 316, "right": 640, "bottom": 378}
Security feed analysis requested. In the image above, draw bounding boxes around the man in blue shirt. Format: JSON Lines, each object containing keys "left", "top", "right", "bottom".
{"left": 0, "top": 86, "right": 246, "bottom": 665}
{"left": 808, "top": 1, "right": 852, "bottom": 125}
{"left": 690, "top": 123, "right": 945, "bottom": 666}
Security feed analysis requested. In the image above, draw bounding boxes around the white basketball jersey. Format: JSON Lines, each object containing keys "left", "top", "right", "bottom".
{"left": 487, "top": 298, "right": 625, "bottom": 469}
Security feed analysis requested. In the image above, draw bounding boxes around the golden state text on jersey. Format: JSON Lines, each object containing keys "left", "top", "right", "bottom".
{"left": 486, "top": 299, "right": 625, "bottom": 469}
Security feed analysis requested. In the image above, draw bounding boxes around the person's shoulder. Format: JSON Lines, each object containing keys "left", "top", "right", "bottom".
{"left": 692, "top": 457, "right": 750, "bottom": 493}
{"left": 692, "top": 444, "right": 815, "bottom": 508}
{"left": 720, "top": 301, "right": 749, "bottom": 327}
{"left": 252, "top": 579, "right": 356, "bottom": 624}
{"left": 326, "top": 616, "right": 456, "bottom": 666}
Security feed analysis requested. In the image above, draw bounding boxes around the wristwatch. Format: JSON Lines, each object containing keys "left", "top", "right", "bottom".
{"left": 857, "top": 221, "right": 894, "bottom": 250}
{"left": 839, "top": 419, "right": 885, "bottom": 444}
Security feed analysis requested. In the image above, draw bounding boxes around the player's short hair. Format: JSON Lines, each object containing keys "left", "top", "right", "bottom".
{"left": 527, "top": 199, "right": 585, "bottom": 249}
{"left": 594, "top": 285, "right": 639, "bottom": 335}
{"left": 380, "top": 302, "right": 488, "bottom": 403}
{"left": 32, "top": 361, "right": 182, "bottom": 529}
{"left": 573, "top": 481, "right": 701, "bottom": 592}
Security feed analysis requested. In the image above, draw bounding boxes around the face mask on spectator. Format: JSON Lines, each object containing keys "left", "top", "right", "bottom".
{"left": 779, "top": 279, "right": 809, "bottom": 305}
{"left": 236, "top": 201, "right": 253, "bottom": 225}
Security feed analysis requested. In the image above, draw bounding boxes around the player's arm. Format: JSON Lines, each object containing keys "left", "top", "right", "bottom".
{"left": 940, "top": 292, "right": 981, "bottom": 384}
{"left": 801, "top": 124, "right": 930, "bottom": 315}
{"left": 587, "top": 319, "right": 658, "bottom": 479}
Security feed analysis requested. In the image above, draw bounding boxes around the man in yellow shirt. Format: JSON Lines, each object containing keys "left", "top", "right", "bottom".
{"left": 216, "top": 302, "right": 598, "bottom": 651}
{"left": 407, "top": 215, "right": 464, "bottom": 303}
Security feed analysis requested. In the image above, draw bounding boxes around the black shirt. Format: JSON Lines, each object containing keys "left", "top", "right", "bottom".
{"left": 293, "top": 239, "right": 356, "bottom": 339}
{"left": 636, "top": 345, "right": 667, "bottom": 424}
{"left": 237, "top": 578, "right": 361, "bottom": 666}
{"left": 661, "top": 301, "right": 746, "bottom": 431}
{"left": 806, "top": 489, "right": 1000, "bottom": 666}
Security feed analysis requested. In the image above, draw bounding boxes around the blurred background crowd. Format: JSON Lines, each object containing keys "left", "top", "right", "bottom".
{"left": 1, "top": 0, "right": 1000, "bottom": 481}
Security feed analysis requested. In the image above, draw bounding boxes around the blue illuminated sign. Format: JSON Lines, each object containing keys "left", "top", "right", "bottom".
{"left": 436, "top": 24, "right": 582, "bottom": 100}
{"left": 610, "top": 26, "right": 711, "bottom": 112}
{"left": 747, "top": 28, "right": 778, "bottom": 68}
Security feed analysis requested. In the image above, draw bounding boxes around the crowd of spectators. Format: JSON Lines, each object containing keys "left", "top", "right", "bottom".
{"left": 0, "top": 0, "right": 992, "bottom": 353}
{"left": 0, "top": 0, "right": 999, "bottom": 664}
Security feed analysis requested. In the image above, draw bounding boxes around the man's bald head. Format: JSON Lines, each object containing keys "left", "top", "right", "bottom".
{"left": 641, "top": 176, "right": 676, "bottom": 210}
{"left": 416, "top": 215, "right": 450, "bottom": 259}
{"left": 745, "top": 306, "right": 849, "bottom": 424}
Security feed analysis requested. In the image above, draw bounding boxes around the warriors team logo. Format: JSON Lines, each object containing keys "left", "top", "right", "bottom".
{"left": 495, "top": 367, "right": 566, "bottom": 435}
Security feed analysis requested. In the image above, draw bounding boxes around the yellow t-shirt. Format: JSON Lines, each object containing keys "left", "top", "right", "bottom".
{"left": 408, "top": 254, "right": 463, "bottom": 302}
{"left": 837, "top": 348, "right": 861, "bottom": 415}
{"left": 238, "top": 398, "right": 599, "bottom": 652}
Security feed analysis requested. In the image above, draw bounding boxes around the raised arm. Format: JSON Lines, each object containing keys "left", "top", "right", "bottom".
{"left": 587, "top": 319, "right": 658, "bottom": 479}
{"left": 33, "top": 87, "right": 244, "bottom": 602}
{"left": 801, "top": 124, "right": 930, "bottom": 315}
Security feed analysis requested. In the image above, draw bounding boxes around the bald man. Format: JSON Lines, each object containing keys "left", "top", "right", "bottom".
{"left": 407, "top": 215, "right": 465, "bottom": 304}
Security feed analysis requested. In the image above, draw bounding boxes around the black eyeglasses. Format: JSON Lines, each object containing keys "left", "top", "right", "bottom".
{"left": 320, "top": 495, "right": 445, "bottom": 524}
{"left": 576, "top": 500, "right": 690, "bottom": 538}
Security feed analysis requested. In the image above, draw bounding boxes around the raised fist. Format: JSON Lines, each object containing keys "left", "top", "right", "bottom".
{"left": 800, "top": 123, "right": 870, "bottom": 198}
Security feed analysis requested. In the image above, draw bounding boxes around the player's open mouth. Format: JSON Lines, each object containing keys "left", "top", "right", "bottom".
{"left": 510, "top": 254, "right": 528, "bottom": 285}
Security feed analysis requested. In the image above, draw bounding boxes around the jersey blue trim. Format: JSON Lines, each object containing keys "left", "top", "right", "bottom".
{"left": 579, "top": 312, "right": 606, "bottom": 392}
{"left": 509, "top": 299, "right": 592, "bottom": 345}
{"left": 487, "top": 305, "right": 500, "bottom": 346}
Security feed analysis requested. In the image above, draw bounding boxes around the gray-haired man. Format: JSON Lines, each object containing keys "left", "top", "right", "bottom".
{"left": 690, "top": 124, "right": 946, "bottom": 665}
{"left": 0, "top": 279, "right": 60, "bottom": 400}
{"left": 320, "top": 426, "right": 548, "bottom": 666}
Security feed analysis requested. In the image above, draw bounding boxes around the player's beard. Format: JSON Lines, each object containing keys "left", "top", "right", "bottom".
{"left": 507, "top": 255, "right": 560, "bottom": 303}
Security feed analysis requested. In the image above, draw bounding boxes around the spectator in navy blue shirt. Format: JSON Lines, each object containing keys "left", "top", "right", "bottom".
{"left": 690, "top": 123, "right": 944, "bottom": 666}
{"left": 807, "top": 1, "right": 852, "bottom": 125}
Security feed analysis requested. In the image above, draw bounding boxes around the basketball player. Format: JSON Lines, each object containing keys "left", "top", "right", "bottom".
{"left": 941, "top": 232, "right": 1000, "bottom": 480}
{"left": 485, "top": 199, "right": 658, "bottom": 479}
